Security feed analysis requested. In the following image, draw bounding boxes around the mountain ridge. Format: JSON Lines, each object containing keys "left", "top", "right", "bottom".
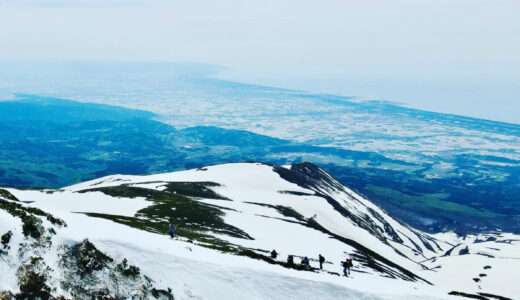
{"left": 1, "top": 162, "right": 518, "bottom": 299}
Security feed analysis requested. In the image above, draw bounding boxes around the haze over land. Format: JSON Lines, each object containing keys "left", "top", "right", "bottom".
{"left": 0, "top": 63, "right": 519, "bottom": 234}
{"left": 1, "top": 0, "right": 519, "bottom": 123}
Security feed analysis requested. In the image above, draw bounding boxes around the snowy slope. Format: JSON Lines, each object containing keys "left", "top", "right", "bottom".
{"left": 421, "top": 232, "right": 520, "bottom": 298}
{"left": 1, "top": 162, "right": 518, "bottom": 299}
{"left": 63, "top": 163, "right": 449, "bottom": 279}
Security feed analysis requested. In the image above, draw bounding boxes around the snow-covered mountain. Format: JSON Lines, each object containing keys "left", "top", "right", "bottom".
{"left": 1, "top": 162, "right": 518, "bottom": 299}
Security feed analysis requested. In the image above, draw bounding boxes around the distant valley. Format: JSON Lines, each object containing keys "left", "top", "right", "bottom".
{"left": 0, "top": 93, "right": 518, "bottom": 234}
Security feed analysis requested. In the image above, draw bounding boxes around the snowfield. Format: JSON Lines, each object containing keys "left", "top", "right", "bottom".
{"left": 1, "top": 162, "right": 518, "bottom": 299}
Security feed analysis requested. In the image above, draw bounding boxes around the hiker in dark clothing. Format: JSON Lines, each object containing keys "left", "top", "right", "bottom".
{"left": 271, "top": 249, "right": 278, "bottom": 259}
{"left": 346, "top": 254, "right": 353, "bottom": 275}
{"left": 341, "top": 260, "right": 349, "bottom": 276}
{"left": 319, "top": 254, "right": 325, "bottom": 269}
{"left": 301, "top": 256, "right": 310, "bottom": 266}
{"left": 287, "top": 255, "right": 294, "bottom": 266}
{"left": 169, "top": 224, "right": 176, "bottom": 238}
{"left": 342, "top": 254, "right": 353, "bottom": 276}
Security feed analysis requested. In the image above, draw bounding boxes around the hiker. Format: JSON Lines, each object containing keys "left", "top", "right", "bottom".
{"left": 271, "top": 249, "right": 278, "bottom": 259}
{"left": 347, "top": 254, "right": 353, "bottom": 275}
{"left": 287, "top": 255, "right": 294, "bottom": 266}
{"left": 319, "top": 254, "right": 325, "bottom": 269}
{"left": 169, "top": 224, "right": 176, "bottom": 238}
{"left": 301, "top": 256, "right": 310, "bottom": 266}
{"left": 341, "top": 260, "right": 349, "bottom": 276}
{"left": 342, "top": 254, "right": 353, "bottom": 276}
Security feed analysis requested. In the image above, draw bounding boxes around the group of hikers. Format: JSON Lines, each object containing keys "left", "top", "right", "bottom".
{"left": 169, "top": 224, "right": 354, "bottom": 276}
{"left": 271, "top": 249, "right": 354, "bottom": 276}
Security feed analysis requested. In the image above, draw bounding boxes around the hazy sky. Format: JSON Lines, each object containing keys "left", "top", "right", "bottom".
{"left": 0, "top": 0, "right": 519, "bottom": 123}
